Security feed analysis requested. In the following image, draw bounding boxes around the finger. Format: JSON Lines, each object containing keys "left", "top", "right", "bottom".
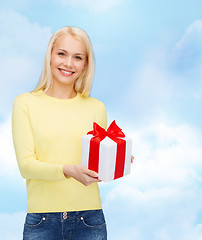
{"left": 87, "top": 169, "right": 99, "bottom": 178}
{"left": 85, "top": 175, "right": 101, "bottom": 184}
{"left": 81, "top": 166, "right": 98, "bottom": 176}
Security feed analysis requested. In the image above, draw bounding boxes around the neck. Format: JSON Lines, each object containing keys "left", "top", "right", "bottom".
{"left": 46, "top": 84, "right": 77, "bottom": 99}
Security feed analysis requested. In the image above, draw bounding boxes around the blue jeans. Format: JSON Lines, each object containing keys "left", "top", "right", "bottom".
{"left": 23, "top": 209, "right": 107, "bottom": 240}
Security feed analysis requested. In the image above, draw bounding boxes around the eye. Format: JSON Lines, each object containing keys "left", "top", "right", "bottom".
{"left": 58, "top": 52, "right": 65, "bottom": 56}
{"left": 75, "top": 56, "right": 82, "bottom": 60}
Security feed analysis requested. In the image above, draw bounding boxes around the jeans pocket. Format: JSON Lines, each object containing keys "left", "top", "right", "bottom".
{"left": 81, "top": 209, "right": 106, "bottom": 228}
{"left": 24, "top": 213, "right": 45, "bottom": 228}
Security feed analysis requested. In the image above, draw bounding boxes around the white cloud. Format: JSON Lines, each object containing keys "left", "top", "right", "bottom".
{"left": 131, "top": 122, "right": 202, "bottom": 184}
{"left": 0, "top": 115, "right": 19, "bottom": 176}
{"left": 174, "top": 20, "right": 202, "bottom": 54}
{"left": 0, "top": 212, "right": 26, "bottom": 240}
{"left": 130, "top": 51, "right": 173, "bottom": 100}
{"left": 125, "top": 20, "right": 202, "bottom": 124}
{"left": 0, "top": 9, "right": 51, "bottom": 57}
{"left": 102, "top": 122, "right": 202, "bottom": 240}
{"left": 53, "top": 0, "right": 128, "bottom": 13}
{"left": 172, "top": 20, "right": 202, "bottom": 77}
{"left": 0, "top": 9, "right": 52, "bottom": 114}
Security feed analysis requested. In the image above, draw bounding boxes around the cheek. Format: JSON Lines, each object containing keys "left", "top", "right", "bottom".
{"left": 50, "top": 55, "right": 60, "bottom": 69}
{"left": 78, "top": 61, "right": 87, "bottom": 72}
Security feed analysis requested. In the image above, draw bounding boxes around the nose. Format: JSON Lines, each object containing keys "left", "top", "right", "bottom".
{"left": 64, "top": 56, "right": 73, "bottom": 67}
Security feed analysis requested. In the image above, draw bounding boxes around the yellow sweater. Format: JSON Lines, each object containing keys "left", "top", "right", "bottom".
{"left": 12, "top": 89, "right": 107, "bottom": 213}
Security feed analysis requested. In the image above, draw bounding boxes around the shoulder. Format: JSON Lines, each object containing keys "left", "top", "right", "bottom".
{"left": 14, "top": 92, "right": 30, "bottom": 100}
{"left": 13, "top": 92, "right": 29, "bottom": 104}
{"left": 13, "top": 90, "right": 42, "bottom": 104}
{"left": 13, "top": 91, "right": 41, "bottom": 110}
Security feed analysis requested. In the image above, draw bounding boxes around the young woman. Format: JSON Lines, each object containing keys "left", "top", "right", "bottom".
{"left": 12, "top": 26, "right": 108, "bottom": 240}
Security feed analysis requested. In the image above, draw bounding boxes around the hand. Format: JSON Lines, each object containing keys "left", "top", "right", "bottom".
{"left": 63, "top": 165, "right": 101, "bottom": 186}
{"left": 131, "top": 155, "right": 135, "bottom": 163}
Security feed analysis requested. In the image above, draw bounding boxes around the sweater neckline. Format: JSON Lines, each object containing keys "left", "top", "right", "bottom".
{"left": 37, "top": 89, "right": 81, "bottom": 103}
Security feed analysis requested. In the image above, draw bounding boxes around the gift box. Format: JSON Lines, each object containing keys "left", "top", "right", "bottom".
{"left": 80, "top": 121, "right": 132, "bottom": 182}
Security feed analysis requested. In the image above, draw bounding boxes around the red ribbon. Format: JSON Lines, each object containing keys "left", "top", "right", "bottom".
{"left": 87, "top": 120, "right": 126, "bottom": 180}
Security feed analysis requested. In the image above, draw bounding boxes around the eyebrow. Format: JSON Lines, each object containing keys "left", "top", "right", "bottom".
{"left": 58, "top": 49, "right": 85, "bottom": 56}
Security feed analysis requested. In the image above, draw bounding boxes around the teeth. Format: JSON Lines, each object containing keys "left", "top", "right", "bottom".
{"left": 60, "top": 69, "right": 73, "bottom": 74}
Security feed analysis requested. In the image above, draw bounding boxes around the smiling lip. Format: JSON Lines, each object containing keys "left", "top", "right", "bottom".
{"left": 58, "top": 68, "right": 75, "bottom": 76}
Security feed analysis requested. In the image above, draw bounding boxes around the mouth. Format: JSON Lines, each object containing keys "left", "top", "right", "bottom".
{"left": 58, "top": 68, "right": 75, "bottom": 76}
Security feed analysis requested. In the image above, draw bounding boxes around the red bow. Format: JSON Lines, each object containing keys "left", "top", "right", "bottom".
{"left": 88, "top": 120, "right": 125, "bottom": 140}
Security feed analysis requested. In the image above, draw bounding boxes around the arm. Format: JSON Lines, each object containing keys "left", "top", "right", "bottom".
{"left": 12, "top": 95, "right": 66, "bottom": 181}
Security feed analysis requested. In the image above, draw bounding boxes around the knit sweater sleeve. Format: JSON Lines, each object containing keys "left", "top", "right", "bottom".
{"left": 12, "top": 95, "right": 66, "bottom": 181}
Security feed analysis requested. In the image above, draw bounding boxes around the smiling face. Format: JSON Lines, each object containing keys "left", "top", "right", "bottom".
{"left": 50, "top": 34, "right": 87, "bottom": 90}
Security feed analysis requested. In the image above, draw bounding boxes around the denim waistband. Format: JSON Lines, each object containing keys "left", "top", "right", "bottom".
{"left": 27, "top": 209, "right": 103, "bottom": 221}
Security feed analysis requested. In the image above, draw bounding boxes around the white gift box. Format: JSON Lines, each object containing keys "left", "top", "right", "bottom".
{"left": 81, "top": 134, "right": 132, "bottom": 182}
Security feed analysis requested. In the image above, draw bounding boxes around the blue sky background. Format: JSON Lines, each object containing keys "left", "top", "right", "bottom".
{"left": 0, "top": 0, "right": 202, "bottom": 239}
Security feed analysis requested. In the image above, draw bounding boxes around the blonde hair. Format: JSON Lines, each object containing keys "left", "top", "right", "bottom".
{"left": 31, "top": 26, "right": 94, "bottom": 97}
